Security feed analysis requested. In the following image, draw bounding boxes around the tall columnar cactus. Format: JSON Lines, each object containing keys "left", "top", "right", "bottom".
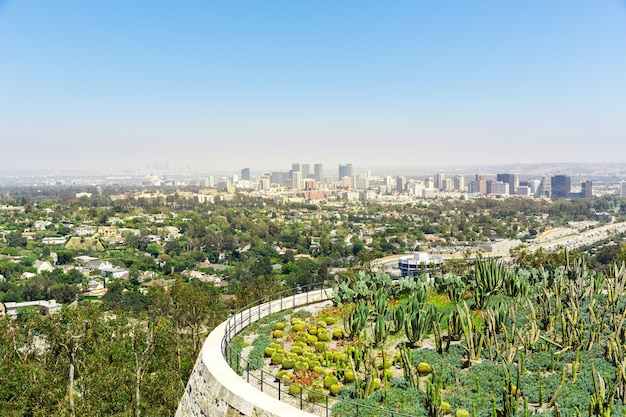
{"left": 431, "top": 312, "right": 444, "bottom": 354}
{"left": 425, "top": 366, "right": 445, "bottom": 417}
{"left": 607, "top": 263, "right": 626, "bottom": 327}
{"left": 502, "top": 363, "right": 521, "bottom": 417}
{"left": 472, "top": 257, "right": 506, "bottom": 309}
{"left": 517, "top": 300, "right": 539, "bottom": 353}
{"left": 546, "top": 367, "right": 566, "bottom": 408}
{"left": 399, "top": 343, "right": 418, "bottom": 389}
{"left": 616, "top": 358, "right": 626, "bottom": 401}
{"left": 458, "top": 301, "right": 484, "bottom": 364}
{"left": 589, "top": 364, "right": 616, "bottom": 417}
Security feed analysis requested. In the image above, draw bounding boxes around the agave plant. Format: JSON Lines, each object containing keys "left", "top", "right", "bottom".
{"left": 472, "top": 257, "right": 506, "bottom": 309}
{"left": 344, "top": 301, "right": 370, "bottom": 339}
{"left": 390, "top": 303, "right": 406, "bottom": 334}
{"left": 373, "top": 288, "right": 388, "bottom": 318}
{"left": 405, "top": 307, "right": 433, "bottom": 347}
{"left": 373, "top": 315, "right": 389, "bottom": 347}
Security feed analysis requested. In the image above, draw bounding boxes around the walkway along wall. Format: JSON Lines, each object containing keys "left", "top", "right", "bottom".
{"left": 175, "top": 288, "right": 331, "bottom": 417}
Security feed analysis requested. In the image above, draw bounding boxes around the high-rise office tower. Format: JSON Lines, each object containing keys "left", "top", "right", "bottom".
{"left": 396, "top": 176, "right": 406, "bottom": 191}
{"left": 260, "top": 175, "right": 271, "bottom": 190}
{"left": 314, "top": 163, "right": 323, "bottom": 182}
{"left": 551, "top": 175, "right": 571, "bottom": 198}
{"left": 475, "top": 174, "right": 488, "bottom": 195}
{"left": 241, "top": 168, "right": 251, "bottom": 181}
{"left": 292, "top": 171, "right": 303, "bottom": 190}
{"left": 490, "top": 181, "right": 509, "bottom": 195}
{"left": 338, "top": 164, "right": 353, "bottom": 180}
{"left": 454, "top": 174, "right": 465, "bottom": 192}
{"left": 581, "top": 180, "right": 593, "bottom": 198}
{"left": 497, "top": 173, "right": 519, "bottom": 195}
{"left": 434, "top": 173, "right": 445, "bottom": 190}
{"left": 301, "top": 164, "right": 311, "bottom": 178}
{"left": 538, "top": 176, "right": 551, "bottom": 197}
{"left": 486, "top": 179, "right": 495, "bottom": 195}
{"left": 271, "top": 171, "right": 285, "bottom": 185}
{"left": 292, "top": 163, "right": 301, "bottom": 172}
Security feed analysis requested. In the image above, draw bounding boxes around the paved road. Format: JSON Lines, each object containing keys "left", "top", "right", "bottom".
{"left": 372, "top": 222, "right": 626, "bottom": 266}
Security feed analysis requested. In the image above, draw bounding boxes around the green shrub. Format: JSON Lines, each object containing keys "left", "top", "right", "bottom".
{"left": 248, "top": 335, "right": 272, "bottom": 369}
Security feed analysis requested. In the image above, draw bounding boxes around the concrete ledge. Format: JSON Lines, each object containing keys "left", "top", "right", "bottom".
{"left": 176, "top": 288, "right": 332, "bottom": 417}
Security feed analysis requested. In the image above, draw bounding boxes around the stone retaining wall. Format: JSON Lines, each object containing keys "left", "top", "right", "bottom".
{"left": 176, "top": 289, "right": 331, "bottom": 417}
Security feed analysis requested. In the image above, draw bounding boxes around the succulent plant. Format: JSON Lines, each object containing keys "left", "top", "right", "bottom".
{"left": 344, "top": 370, "right": 356, "bottom": 383}
{"left": 455, "top": 409, "right": 469, "bottom": 417}
{"left": 271, "top": 352, "right": 284, "bottom": 365}
{"left": 329, "top": 384, "right": 341, "bottom": 395}
{"left": 323, "top": 375, "right": 338, "bottom": 388}
{"left": 281, "top": 358, "right": 295, "bottom": 369}
{"left": 417, "top": 362, "right": 431, "bottom": 376}
{"left": 288, "top": 384, "right": 301, "bottom": 396}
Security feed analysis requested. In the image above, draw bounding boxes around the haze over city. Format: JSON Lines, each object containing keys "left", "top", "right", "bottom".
{"left": 1, "top": 1, "right": 625, "bottom": 172}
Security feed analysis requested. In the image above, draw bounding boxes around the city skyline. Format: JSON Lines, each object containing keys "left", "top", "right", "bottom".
{"left": 1, "top": 1, "right": 626, "bottom": 171}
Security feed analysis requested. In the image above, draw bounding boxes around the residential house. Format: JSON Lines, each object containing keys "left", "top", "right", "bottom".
{"left": 101, "top": 267, "right": 129, "bottom": 280}
{"left": 34, "top": 220, "right": 52, "bottom": 231}
{"left": 75, "top": 225, "right": 95, "bottom": 236}
{"left": 42, "top": 236, "right": 67, "bottom": 245}
{"left": 2, "top": 300, "right": 61, "bottom": 317}
{"left": 33, "top": 260, "right": 54, "bottom": 274}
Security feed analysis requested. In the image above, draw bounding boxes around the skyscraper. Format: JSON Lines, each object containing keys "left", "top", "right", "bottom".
{"left": 338, "top": 164, "right": 353, "bottom": 180}
{"left": 454, "top": 174, "right": 465, "bottom": 192}
{"left": 496, "top": 173, "right": 519, "bottom": 195}
{"left": 434, "top": 173, "right": 445, "bottom": 190}
{"left": 301, "top": 164, "right": 311, "bottom": 178}
{"left": 314, "top": 163, "right": 323, "bottom": 182}
{"left": 396, "top": 176, "right": 406, "bottom": 191}
{"left": 271, "top": 171, "right": 285, "bottom": 185}
{"left": 551, "top": 175, "right": 571, "bottom": 198}
{"left": 241, "top": 168, "right": 250, "bottom": 181}
{"left": 259, "top": 175, "right": 271, "bottom": 190}
{"left": 475, "top": 174, "right": 488, "bottom": 195}
{"left": 291, "top": 171, "right": 303, "bottom": 190}
{"left": 538, "top": 176, "right": 551, "bottom": 197}
{"left": 581, "top": 180, "right": 593, "bottom": 198}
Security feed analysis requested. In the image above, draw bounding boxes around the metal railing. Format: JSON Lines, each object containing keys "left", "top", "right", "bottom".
{"left": 220, "top": 283, "right": 418, "bottom": 417}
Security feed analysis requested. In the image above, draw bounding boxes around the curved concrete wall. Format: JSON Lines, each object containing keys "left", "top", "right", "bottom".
{"left": 176, "top": 289, "right": 331, "bottom": 417}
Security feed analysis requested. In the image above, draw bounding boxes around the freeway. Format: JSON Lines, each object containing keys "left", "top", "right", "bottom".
{"left": 526, "top": 221, "right": 626, "bottom": 253}
{"left": 372, "top": 222, "right": 626, "bottom": 268}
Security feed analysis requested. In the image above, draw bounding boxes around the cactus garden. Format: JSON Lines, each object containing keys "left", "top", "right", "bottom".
{"left": 238, "top": 255, "right": 626, "bottom": 417}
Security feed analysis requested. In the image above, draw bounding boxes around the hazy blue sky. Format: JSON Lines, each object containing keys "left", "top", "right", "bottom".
{"left": 1, "top": 1, "right": 625, "bottom": 172}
